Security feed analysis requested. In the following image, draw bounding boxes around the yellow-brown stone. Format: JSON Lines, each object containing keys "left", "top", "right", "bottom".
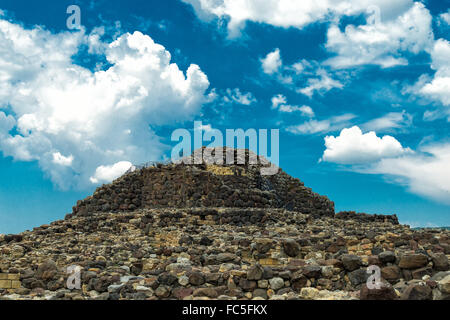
{"left": 259, "top": 258, "right": 280, "bottom": 266}
{"left": 7, "top": 273, "right": 20, "bottom": 280}
{"left": 0, "top": 279, "right": 11, "bottom": 288}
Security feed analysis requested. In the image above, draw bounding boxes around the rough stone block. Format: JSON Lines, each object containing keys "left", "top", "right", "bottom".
{"left": 0, "top": 279, "right": 11, "bottom": 288}
{"left": 7, "top": 273, "right": 20, "bottom": 280}
{"left": 11, "top": 280, "right": 21, "bottom": 289}
{"left": 259, "top": 258, "right": 280, "bottom": 266}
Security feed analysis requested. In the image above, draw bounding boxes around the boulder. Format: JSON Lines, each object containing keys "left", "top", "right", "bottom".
{"left": 378, "top": 251, "right": 396, "bottom": 264}
{"left": 247, "top": 265, "right": 264, "bottom": 281}
{"left": 398, "top": 254, "right": 428, "bottom": 269}
{"left": 341, "top": 254, "right": 362, "bottom": 271}
{"left": 282, "top": 239, "right": 300, "bottom": 257}
{"left": 438, "top": 275, "right": 450, "bottom": 294}
{"left": 431, "top": 253, "right": 449, "bottom": 271}
{"left": 269, "top": 277, "right": 284, "bottom": 290}
{"left": 360, "top": 282, "right": 397, "bottom": 300}
{"left": 400, "top": 284, "right": 432, "bottom": 300}
{"left": 381, "top": 265, "right": 401, "bottom": 282}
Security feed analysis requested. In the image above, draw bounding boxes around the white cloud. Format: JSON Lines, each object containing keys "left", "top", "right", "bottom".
{"left": 369, "top": 143, "right": 450, "bottom": 204}
{"left": 321, "top": 126, "right": 412, "bottom": 164}
{"left": 439, "top": 10, "right": 450, "bottom": 25}
{"left": 0, "top": 19, "right": 211, "bottom": 189}
{"left": 418, "top": 38, "right": 450, "bottom": 107}
{"left": 271, "top": 94, "right": 287, "bottom": 109}
{"left": 224, "top": 88, "right": 257, "bottom": 105}
{"left": 321, "top": 125, "right": 450, "bottom": 204}
{"left": 280, "top": 105, "right": 314, "bottom": 115}
{"left": 298, "top": 69, "right": 343, "bottom": 97}
{"left": 181, "top": 0, "right": 413, "bottom": 37}
{"left": 287, "top": 113, "right": 356, "bottom": 135}
{"left": 261, "top": 48, "right": 282, "bottom": 75}
{"left": 194, "top": 122, "right": 213, "bottom": 132}
{"left": 0, "top": 112, "right": 15, "bottom": 134}
{"left": 361, "top": 110, "right": 413, "bottom": 132}
{"left": 324, "top": 2, "right": 433, "bottom": 69}
{"left": 270, "top": 94, "right": 314, "bottom": 116}
{"left": 264, "top": 55, "right": 345, "bottom": 97}
{"left": 90, "top": 161, "right": 133, "bottom": 184}
{"left": 52, "top": 152, "right": 74, "bottom": 166}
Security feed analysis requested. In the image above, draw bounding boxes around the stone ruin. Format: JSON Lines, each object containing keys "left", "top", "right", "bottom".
{"left": 70, "top": 148, "right": 335, "bottom": 218}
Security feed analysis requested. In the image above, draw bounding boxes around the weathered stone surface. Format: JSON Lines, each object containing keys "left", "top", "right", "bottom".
{"left": 341, "top": 255, "right": 362, "bottom": 271}
{"left": 189, "top": 272, "right": 205, "bottom": 286}
{"left": 431, "top": 253, "right": 449, "bottom": 271}
{"left": 348, "top": 269, "right": 369, "bottom": 287}
{"left": 399, "top": 254, "right": 428, "bottom": 269}
{"left": 302, "top": 266, "right": 322, "bottom": 279}
{"left": 36, "top": 260, "right": 58, "bottom": 281}
{"left": 173, "top": 287, "right": 193, "bottom": 300}
{"left": 400, "top": 283, "right": 432, "bottom": 300}
{"left": 381, "top": 266, "right": 401, "bottom": 282}
{"left": 438, "top": 275, "right": 450, "bottom": 294}
{"left": 247, "top": 265, "right": 264, "bottom": 281}
{"left": 412, "top": 267, "right": 432, "bottom": 280}
{"left": 155, "top": 285, "right": 171, "bottom": 298}
{"left": 360, "top": 282, "right": 397, "bottom": 300}
{"left": 239, "top": 279, "right": 257, "bottom": 291}
{"left": 269, "top": 277, "right": 284, "bottom": 290}
{"left": 378, "top": 251, "right": 396, "bottom": 264}
{"left": 193, "top": 287, "right": 218, "bottom": 298}
{"left": 252, "top": 288, "right": 268, "bottom": 299}
{"left": 282, "top": 239, "right": 300, "bottom": 257}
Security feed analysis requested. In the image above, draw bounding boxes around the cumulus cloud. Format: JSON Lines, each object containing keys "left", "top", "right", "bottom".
{"left": 90, "top": 161, "right": 133, "bottom": 184}
{"left": 181, "top": 0, "right": 413, "bottom": 37}
{"left": 439, "top": 10, "right": 450, "bottom": 25}
{"left": 369, "top": 143, "right": 450, "bottom": 204}
{"left": 52, "top": 152, "right": 74, "bottom": 167}
{"left": 261, "top": 48, "right": 282, "bottom": 75}
{"left": 321, "top": 126, "right": 450, "bottom": 204}
{"left": 0, "top": 112, "right": 15, "bottom": 134}
{"left": 321, "top": 126, "right": 412, "bottom": 164}
{"left": 0, "top": 19, "right": 211, "bottom": 189}
{"left": 324, "top": 2, "right": 433, "bottom": 69}
{"left": 418, "top": 38, "right": 450, "bottom": 107}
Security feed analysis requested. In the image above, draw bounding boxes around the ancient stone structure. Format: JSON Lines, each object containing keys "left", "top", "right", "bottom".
{"left": 71, "top": 148, "right": 335, "bottom": 218}
{"left": 0, "top": 148, "right": 448, "bottom": 300}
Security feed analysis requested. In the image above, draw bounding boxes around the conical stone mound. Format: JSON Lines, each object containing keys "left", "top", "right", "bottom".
{"left": 70, "top": 148, "right": 335, "bottom": 218}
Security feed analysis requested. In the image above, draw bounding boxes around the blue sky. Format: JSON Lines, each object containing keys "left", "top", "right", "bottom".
{"left": 0, "top": 0, "right": 449, "bottom": 233}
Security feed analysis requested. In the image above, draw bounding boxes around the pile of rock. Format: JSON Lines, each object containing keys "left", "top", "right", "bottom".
{"left": 0, "top": 207, "right": 448, "bottom": 300}
{"left": 71, "top": 148, "right": 334, "bottom": 218}
{"left": 0, "top": 149, "right": 448, "bottom": 300}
